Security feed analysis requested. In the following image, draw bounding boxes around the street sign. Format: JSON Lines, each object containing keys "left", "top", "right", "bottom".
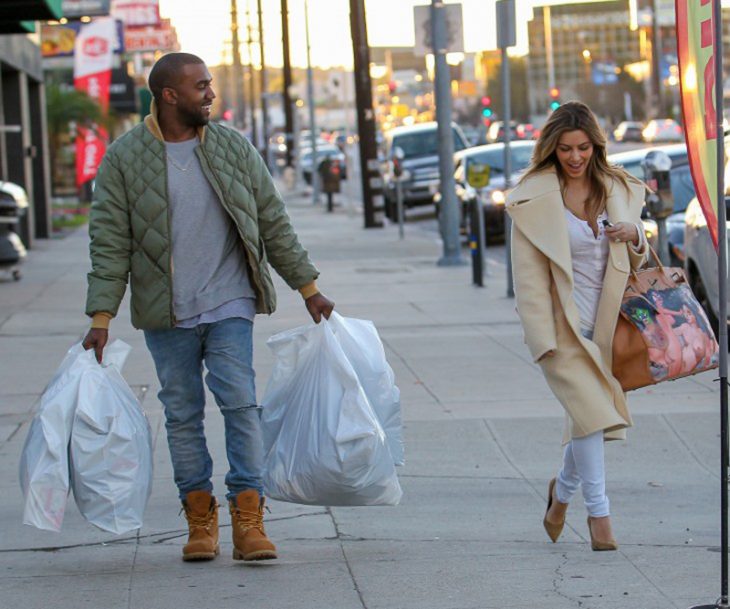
{"left": 413, "top": 3, "right": 464, "bottom": 56}
{"left": 496, "top": 0, "right": 515, "bottom": 49}
{"left": 467, "top": 163, "right": 490, "bottom": 189}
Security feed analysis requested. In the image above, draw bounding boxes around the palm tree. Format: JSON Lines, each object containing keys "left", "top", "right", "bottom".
{"left": 45, "top": 84, "right": 103, "bottom": 191}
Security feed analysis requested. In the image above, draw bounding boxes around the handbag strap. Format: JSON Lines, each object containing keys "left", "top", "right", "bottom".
{"left": 630, "top": 244, "right": 663, "bottom": 281}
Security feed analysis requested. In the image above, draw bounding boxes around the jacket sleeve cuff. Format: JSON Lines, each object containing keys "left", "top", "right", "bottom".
{"left": 90, "top": 312, "right": 113, "bottom": 330}
{"left": 298, "top": 281, "right": 319, "bottom": 300}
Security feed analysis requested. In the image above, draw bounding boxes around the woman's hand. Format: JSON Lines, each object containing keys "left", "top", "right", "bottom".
{"left": 605, "top": 222, "right": 639, "bottom": 246}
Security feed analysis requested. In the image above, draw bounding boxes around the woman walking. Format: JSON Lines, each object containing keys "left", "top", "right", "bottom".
{"left": 506, "top": 102, "right": 647, "bottom": 550}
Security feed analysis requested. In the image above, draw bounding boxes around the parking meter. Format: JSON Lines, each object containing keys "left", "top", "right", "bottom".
{"left": 641, "top": 149, "right": 673, "bottom": 265}
{"left": 318, "top": 155, "right": 341, "bottom": 213}
{"left": 641, "top": 150, "right": 674, "bottom": 219}
{"left": 392, "top": 146, "right": 406, "bottom": 238}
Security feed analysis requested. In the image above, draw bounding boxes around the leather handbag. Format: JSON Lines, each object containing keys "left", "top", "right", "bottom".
{"left": 612, "top": 248, "right": 719, "bottom": 391}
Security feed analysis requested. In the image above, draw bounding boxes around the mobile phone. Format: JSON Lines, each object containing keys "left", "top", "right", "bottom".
{"left": 602, "top": 219, "right": 614, "bottom": 228}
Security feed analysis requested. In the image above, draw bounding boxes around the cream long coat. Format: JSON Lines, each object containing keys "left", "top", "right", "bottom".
{"left": 506, "top": 169, "right": 647, "bottom": 442}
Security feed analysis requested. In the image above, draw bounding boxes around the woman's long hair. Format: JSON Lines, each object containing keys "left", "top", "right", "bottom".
{"left": 521, "top": 101, "right": 631, "bottom": 224}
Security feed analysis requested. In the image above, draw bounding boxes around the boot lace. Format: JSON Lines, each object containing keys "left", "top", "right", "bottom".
{"left": 232, "top": 506, "right": 265, "bottom": 534}
{"left": 181, "top": 506, "right": 216, "bottom": 531}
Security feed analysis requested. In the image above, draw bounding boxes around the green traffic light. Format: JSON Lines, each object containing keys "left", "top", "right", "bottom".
{"left": 482, "top": 108, "right": 493, "bottom": 117}
{"left": 550, "top": 101, "right": 560, "bottom": 111}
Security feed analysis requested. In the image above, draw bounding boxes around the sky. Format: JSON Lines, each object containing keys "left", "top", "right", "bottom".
{"left": 157, "top": 0, "right": 544, "bottom": 69}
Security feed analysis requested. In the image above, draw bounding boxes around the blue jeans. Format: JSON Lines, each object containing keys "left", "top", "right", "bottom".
{"left": 144, "top": 318, "right": 263, "bottom": 501}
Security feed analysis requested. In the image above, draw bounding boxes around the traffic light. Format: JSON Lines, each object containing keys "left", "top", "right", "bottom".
{"left": 549, "top": 87, "right": 560, "bottom": 111}
{"left": 481, "top": 95, "right": 493, "bottom": 125}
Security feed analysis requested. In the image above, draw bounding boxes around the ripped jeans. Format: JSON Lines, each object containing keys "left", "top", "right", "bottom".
{"left": 144, "top": 318, "right": 263, "bottom": 501}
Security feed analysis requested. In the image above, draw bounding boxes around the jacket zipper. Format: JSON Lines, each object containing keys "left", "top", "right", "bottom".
{"left": 162, "top": 146, "right": 176, "bottom": 326}
{"left": 196, "top": 146, "right": 266, "bottom": 303}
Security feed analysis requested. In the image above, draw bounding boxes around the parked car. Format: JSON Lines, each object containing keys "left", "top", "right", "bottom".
{"left": 300, "top": 144, "right": 347, "bottom": 184}
{"left": 382, "top": 121, "right": 469, "bottom": 219}
{"left": 684, "top": 194, "right": 730, "bottom": 335}
{"left": 642, "top": 118, "right": 683, "bottom": 143}
{"left": 451, "top": 140, "right": 536, "bottom": 242}
{"left": 613, "top": 121, "right": 644, "bottom": 142}
{"left": 608, "top": 143, "right": 693, "bottom": 265}
{"left": 515, "top": 123, "right": 539, "bottom": 140}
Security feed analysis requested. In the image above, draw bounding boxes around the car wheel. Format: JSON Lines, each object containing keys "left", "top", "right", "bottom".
{"left": 690, "top": 267, "right": 720, "bottom": 339}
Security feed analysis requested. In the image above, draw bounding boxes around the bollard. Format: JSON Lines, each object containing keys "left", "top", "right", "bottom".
{"left": 469, "top": 198, "right": 484, "bottom": 286}
{"left": 396, "top": 176, "right": 405, "bottom": 239}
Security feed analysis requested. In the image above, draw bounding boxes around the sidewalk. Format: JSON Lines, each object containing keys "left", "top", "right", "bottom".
{"left": 0, "top": 182, "right": 724, "bottom": 609}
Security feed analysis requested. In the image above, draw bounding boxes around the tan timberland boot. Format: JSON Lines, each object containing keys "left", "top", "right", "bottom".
{"left": 229, "top": 489, "right": 277, "bottom": 561}
{"left": 181, "top": 490, "right": 220, "bottom": 561}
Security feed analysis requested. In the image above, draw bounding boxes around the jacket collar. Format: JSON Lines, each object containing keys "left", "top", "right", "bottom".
{"left": 506, "top": 168, "right": 646, "bottom": 280}
{"left": 143, "top": 99, "right": 207, "bottom": 143}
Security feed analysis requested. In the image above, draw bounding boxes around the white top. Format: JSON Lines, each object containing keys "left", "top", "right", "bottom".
{"left": 564, "top": 208, "right": 610, "bottom": 333}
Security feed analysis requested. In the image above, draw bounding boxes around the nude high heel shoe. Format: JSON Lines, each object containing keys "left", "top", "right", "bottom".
{"left": 587, "top": 516, "right": 618, "bottom": 551}
{"left": 543, "top": 477, "right": 567, "bottom": 543}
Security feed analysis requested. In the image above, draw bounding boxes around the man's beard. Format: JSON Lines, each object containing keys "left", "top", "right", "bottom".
{"left": 178, "top": 104, "right": 209, "bottom": 128}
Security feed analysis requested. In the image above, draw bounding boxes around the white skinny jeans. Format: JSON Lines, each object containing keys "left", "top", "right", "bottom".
{"left": 554, "top": 430, "right": 610, "bottom": 517}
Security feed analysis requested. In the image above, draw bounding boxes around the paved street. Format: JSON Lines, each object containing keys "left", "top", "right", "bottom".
{"left": 0, "top": 181, "right": 725, "bottom": 609}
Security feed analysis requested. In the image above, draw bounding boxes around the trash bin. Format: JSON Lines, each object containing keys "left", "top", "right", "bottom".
{"left": 0, "top": 181, "right": 29, "bottom": 280}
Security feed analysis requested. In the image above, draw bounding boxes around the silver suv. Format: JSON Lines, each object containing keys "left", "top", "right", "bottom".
{"left": 382, "top": 122, "right": 469, "bottom": 219}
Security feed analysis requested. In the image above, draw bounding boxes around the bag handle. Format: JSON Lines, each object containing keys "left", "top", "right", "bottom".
{"left": 630, "top": 244, "right": 664, "bottom": 282}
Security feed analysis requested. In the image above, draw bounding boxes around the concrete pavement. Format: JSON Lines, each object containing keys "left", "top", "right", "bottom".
{"left": 0, "top": 182, "right": 726, "bottom": 609}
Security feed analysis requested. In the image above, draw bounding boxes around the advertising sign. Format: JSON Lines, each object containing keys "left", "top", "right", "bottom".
{"left": 74, "top": 17, "right": 116, "bottom": 113}
{"left": 111, "top": 0, "right": 160, "bottom": 27}
{"left": 42, "top": 20, "right": 124, "bottom": 57}
{"left": 124, "top": 20, "right": 178, "bottom": 52}
{"left": 76, "top": 125, "right": 108, "bottom": 187}
{"left": 676, "top": 0, "right": 720, "bottom": 247}
{"left": 62, "top": 0, "right": 111, "bottom": 18}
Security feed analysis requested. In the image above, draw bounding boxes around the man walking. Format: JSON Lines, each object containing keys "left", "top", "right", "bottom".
{"left": 82, "top": 53, "right": 334, "bottom": 562}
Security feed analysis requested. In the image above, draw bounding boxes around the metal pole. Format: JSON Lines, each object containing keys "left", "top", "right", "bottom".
{"left": 544, "top": 6, "right": 555, "bottom": 90}
{"left": 281, "top": 0, "right": 294, "bottom": 168}
{"left": 498, "top": 0, "right": 516, "bottom": 297}
{"left": 396, "top": 176, "right": 404, "bottom": 240}
{"left": 304, "top": 0, "right": 318, "bottom": 205}
{"left": 230, "top": 0, "right": 246, "bottom": 132}
{"left": 431, "top": 0, "right": 464, "bottom": 266}
{"left": 245, "top": 0, "right": 258, "bottom": 148}
{"left": 650, "top": 0, "right": 663, "bottom": 118}
{"left": 257, "top": 0, "right": 270, "bottom": 170}
{"left": 689, "top": 0, "right": 727, "bottom": 605}
{"left": 349, "top": 0, "right": 384, "bottom": 228}
{"left": 470, "top": 199, "right": 484, "bottom": 286}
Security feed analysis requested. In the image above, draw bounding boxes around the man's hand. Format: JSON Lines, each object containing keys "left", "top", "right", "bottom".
{"left": 82, "top": 328, "right": 109, "bottom": 364}
{"left": 305, "top": 292, "right": 335, "bottom": 323}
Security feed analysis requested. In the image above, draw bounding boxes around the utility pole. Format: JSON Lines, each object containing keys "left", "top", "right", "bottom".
{"left": 304, "top": 0, "right": 319, "bottom": 205}
{"left": 650, "top": 0, "right": 663, "bottom": 117}
{"left": 281, "top": 0, "right": 294, "bottom": 168}
{"left": 257, "top": 0, "right": 270, "bottom": 169}
{"left": 430, "top": 0, "right": 463, "bottom": 265}
{"left": 349, "top": 0, "right": 383, "bottom": 228}
{"left": 230, "top": 0, "right": 247, "bottom": 132}
{"left": 245, "top": 0, "right": 258, "bottom": 148}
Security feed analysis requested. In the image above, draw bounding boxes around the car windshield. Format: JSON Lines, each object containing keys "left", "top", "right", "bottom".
{"left": 467, "top": 146, "right": 534, "bottom": 175}
{"left": 392, "top": 128, "right": 466, "bottom": 158}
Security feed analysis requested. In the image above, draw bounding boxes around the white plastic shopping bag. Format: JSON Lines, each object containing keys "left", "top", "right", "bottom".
{"left": 70, "top": 342, "right": 153, "bottom": 534}
{"left": 19, "top": 340, "right": 152, "bottom": 533}
{"left": 19, "top": 343, "right": 89, "bottom": 531}
{"left": 261, "top": 316, "right": 402, "bottom": 506}
{"left": 328, "top": 312, "right": 404, "bottom": 465}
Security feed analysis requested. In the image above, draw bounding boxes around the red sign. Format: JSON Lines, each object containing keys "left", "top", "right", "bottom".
{"left": 124, "top": 22, "right": 178, "bottom": 52}
{"left": 82, "top": 36, "right": 109, "bottom": 57}
{"left": 677, "top": 0, "right": 720, "bottom": 248}
{"left": 76, "top": 125, "right": 108, "bottom": 187}
{"left": 111, "top": 0, "right": 160, "bottom": 27}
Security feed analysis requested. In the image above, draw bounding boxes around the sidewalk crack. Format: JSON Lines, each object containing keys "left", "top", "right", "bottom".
{"left": 660, "top": 414, "right": 717, "bottom": 479}
{"left": 327, "top": 506, "right": 368, "bottom": 609}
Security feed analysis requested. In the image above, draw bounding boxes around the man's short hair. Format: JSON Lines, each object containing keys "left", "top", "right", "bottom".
{"left": 148, "top": 52, "right": 205, "bottom": 102}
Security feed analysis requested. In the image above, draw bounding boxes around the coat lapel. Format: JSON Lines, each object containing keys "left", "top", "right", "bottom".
{"left": 506, "top": 171, "right": 574, "bottom": 282}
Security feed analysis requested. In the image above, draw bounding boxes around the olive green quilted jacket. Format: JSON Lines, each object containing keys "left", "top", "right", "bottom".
{"left": 85, "top": 113, "right": 319, "bottom": 330}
